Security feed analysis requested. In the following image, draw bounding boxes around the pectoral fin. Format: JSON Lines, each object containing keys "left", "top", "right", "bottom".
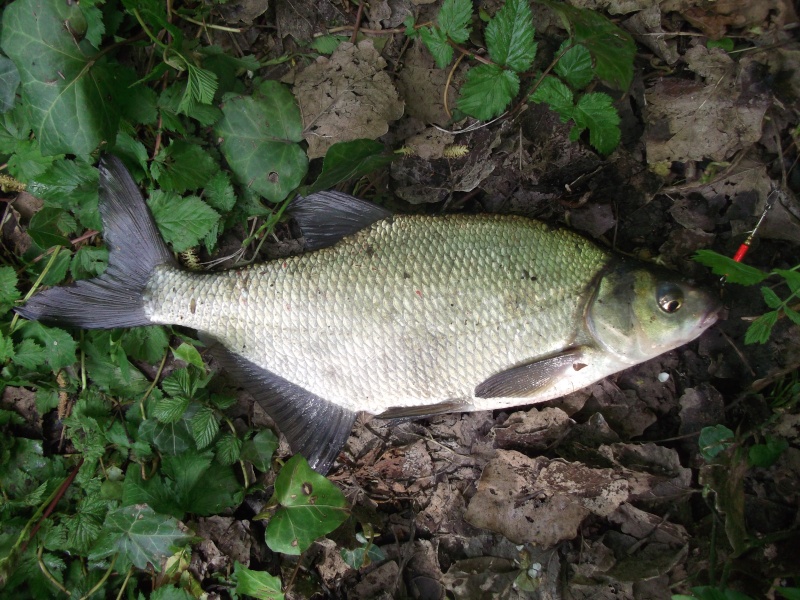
{"left": 475, "top": 348, "right": 586, "bottom": 399}
{"left": 203, "top": 337, "right": 356, "bottom": 474}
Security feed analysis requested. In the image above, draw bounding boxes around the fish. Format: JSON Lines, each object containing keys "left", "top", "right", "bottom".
{"left": 16, "top": 156, "right": 722, "bottom": 474}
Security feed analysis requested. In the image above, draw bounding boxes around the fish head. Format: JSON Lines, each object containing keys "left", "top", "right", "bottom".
{"left": 587, "top": 260, "right": 722, "bottom": 364}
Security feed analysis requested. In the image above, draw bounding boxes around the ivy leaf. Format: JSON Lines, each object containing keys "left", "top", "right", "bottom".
{"left": 457, "top": 64, "right": 519, "bottom": 121}
{"left": 89, "top": 505, "right": 192, "bottom": 570}
{"left": 698, "top": 424, "right": 734, "bottom": 460}
{"left": 147, "top": 190, "right": 220, "bottom": 253}
{"left": 554, "top": 42, "right": 593, "bottom": 90}
{"left": 485, "top": 0, "right": 536, "bottom": 72}
{"left": 0, "top": 265, "right": 21, "bottom": 312}
{"left": 234, "top": 562, "right": 285, "bottom": 600}
{"left": 569, "top": 92, "right": 621, "bottom": 155}
{"left": 530, "top": 75, "right": 574, "bottom": 117}
{"left": 0, "top": 0, "right": 120, "bottom": 156}
{"left": 419, "top": 27, "right": 453, "bottom": 69}
{"left": 241, "top": 430, "right": 279, "bottom": 472}
{"left": 138, "top": 410, "right": 195, "bottom": 455}
{"left": 171, "top": 342, "right": 205, "bottom": 370}
{"left": 216, "top": 80, "right": 308, "bottom": 203}
{"left": 693, "top": 250, "right": 769, "bottom": 286}
{"left": 438, "top": 0, "right": 472, "bottom": 44}
{"left": 749, "top": 435, "right": 788, "bottom": 468}
{"left": 0, "top": 56, "right": 20, "bottom": 113}
{"left": 27, "top": 208, "right": 71, "bottom": 248}
{"left": 70, "top": 246, "right": 108, "bottom": 280}
{"left": 265, "top": 454, "right": 350, "bottom": 555}
{"left": 306, "top": 139, "right": 396, "bottom": 193}
{"left": 151, "top": 141, "right": 219, "bottom": 193}
{"left": 744, "top": 310, "right": 779, "bottom": 345}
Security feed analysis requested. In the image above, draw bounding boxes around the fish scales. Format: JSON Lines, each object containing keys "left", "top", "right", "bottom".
{"left": 17, "top": 156, "right": 721, "bottom": 472}
{"left": 145, "top": 215, "right": 610, "bottom": 414}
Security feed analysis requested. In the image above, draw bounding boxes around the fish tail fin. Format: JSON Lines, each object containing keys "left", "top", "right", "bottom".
{"left": 15, "top": 155, "right": 176, "bottom": 329}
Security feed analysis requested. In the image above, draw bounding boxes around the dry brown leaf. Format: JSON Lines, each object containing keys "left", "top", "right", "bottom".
{"left": 293, "top": 40, "right": 404, "bottom": 159}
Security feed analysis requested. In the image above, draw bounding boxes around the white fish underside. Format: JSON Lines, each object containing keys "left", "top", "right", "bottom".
{"left": 145, "top": 214, "right": 618, "bottom": 414}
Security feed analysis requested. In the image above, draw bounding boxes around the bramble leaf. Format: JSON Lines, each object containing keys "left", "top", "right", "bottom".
{"left": 215, "top": 432, "right": 243, "bottom": 465}
{"left": 151, "top": 141, "right": 219, "bottom": 193}
{"left": 761, "top": 286, "right": 782, "bottom": 309}
{"left": 554, "top": 42, "right": 593, "bottom": 90}
{"left": 438, "top": 0, "right": 472, "bottom": 44}
{"left": 191, "top": 406, "right": 219, "bottom": 450}
{"left": 234, "top": 562, "right": 285, "bottom": 600}
{"left": 203, "top": 171, "right": 237, "bottom": 212}
{"left": 265, "top": 455, "right": 350, "bottom": 555}
{"left": 216, "top": 80, "right": 308, "bottom": 203}
{"left": 570, "top": 92, "right": 621, "bottom": 155}
{"left": 693, "top": 250, "right": 769, "bottom": 286}
{"left": 530, "top": 75, "right": 574, "bottom": 117}
{"left": 457, "top": 64, "right": 518, "bottom": 120}
{"left": 744, "top": 310, "right": 779, "bottom": 345}
{"left": 0, "top": 265, "right": 21, "bottom": 312}
{"left": 19, "top": 322, "right": 77, "bottom": 371}
{"left": 419, "top": 27, "right": 453, "bottom": 69}
{"left": 307, "top": 139, "right": 395, "bottom": 193}
{"left": 147, "top": 190, "right": 220, "bottom": 253}
{"left": 775, "top": 269, "right": 800, "bottom": 293}
{"left": 485, "top": 0, "right": 536, "bottom": 72}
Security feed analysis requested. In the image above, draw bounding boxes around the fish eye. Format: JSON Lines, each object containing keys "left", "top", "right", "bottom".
{"left": 657, "top": 283, "right": 684, "bottom": 313}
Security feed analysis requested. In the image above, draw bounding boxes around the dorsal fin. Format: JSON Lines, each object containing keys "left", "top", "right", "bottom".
{"left": 288, "top": 191, "right": 392, "bottom": 251}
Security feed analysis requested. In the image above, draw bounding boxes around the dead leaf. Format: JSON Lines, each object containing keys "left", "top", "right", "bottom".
{"left": 395, "top": 43, "right": 452, "bottom": 126}
{"left": 494, "top": 406, "right": 573, "bottom": 452}
{"left": 622, "top": 5, "right": 680, "bottom": 65}
{"left": 293, "top": 40, "right": 404, "bottom": 159}
{"left": 348, "top": 560, "right": 400, "bottom": 600}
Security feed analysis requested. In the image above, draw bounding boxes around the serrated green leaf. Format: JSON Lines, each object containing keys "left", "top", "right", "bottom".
{"left": 151, "top": 586, "right": 194, "bottom": 600}
{"left": 162, "top": 368, "right": 198, "bottom": 399}
{"left": 203, "top": 171, "right": 237, "bottom": 212}
{"left": 89, "top": 505, "right": 192, "bottom": 570}
{"left": 19, "top": 322, "right": 77, "bottom": 371}
{"left": 0, "top": 333, "right": 15, "bottom": 362}
{"left": 744, "top": 310, "right": 779, "bottom": 345}
{"left": 138, "top": 410, "right": 195, "bottom": 455}
{"left": 457, "top": 64, "right": 518, "bottom": 121}
{"left": 12, "top": 338, "right": 46, "bottom": 370}
{"left": 179, "top": 63, "right": 218, "bottom": 114}
{"left": 419, "top": 27, "right": 454, "bottom": 69}
{"left": 265, "top": 454, "right": 350, "bottom": 555}
{"left": 70, "top": 246, "right": 108, "bottom": 280}
{"left": 693, "top": 250, "right": 769, "bottom": 285}
{"left": 152, "top": 141, "right": 219, "bottom": 193}
{"left": 120, "top": 326, "right": 169, "bottom": 363}
{"left": 171, "top": 342, "right": 205, "bottom": 369}
{"left": 6, "top": 138, "right": 59, "bottom": 181}
{"left": 241, "top": 429, "right": 279, "bottom": 472}
{"left": 234, "top": 562, "right": 285, "bottom": 600}
{"left": 760, "top": 286, "right": 782, "bottom": 309}
{"left": 570, "top": 92, "right": 621, "bottom": 155}
{"left": 404, "top": 14, "right": 418, "bottom": 39}
{"left": 530, "top": 75, "right": 574, "bottom": 117}
{"left": 27, "top": 208, "right": 71, "bottom": 248}
{"left": 485, "top": 0, "right": 536, "bottom": 72}
{"left": 707, "top": 38, "right": 734, "bottom": 52}
{"left": 27, "top": 158, "right": 101, "bottom": 230}
{"left": 554, "top": 42, "right": 593, "bottom": 90}
{"left": 215, "top": 432, "right": 242, "bottom": 465}
{"left": 438, "top": 0, "right": 472, "bottom": 44}
{"left": 0, "top": 265, "right": 21, "bottom": 312}
{"left": 310, "top": 35, "right": 348, "bottom": 55}
{"left": 153, "top": 396, "right": 191, "bottom": 423}
{"left": 775, "top": 269, "right": 800, "bottom": 293}
{"left": 784, "top": 306, "right": 800, "bottom": 327}
{"left": 147, "top": 190, "right": 220, "bottom": 253}
{"left": 539, "top": 0, "right": 635, "bottom": 90}
{"left": 216, "top": 80, "right": 308, "bottom": 203}
{"left": 307, "top": 139, "right": 396, "bottom": 193}
{"left": 0, "top": 0, "right": 120, "bottom": 155}
{"left": 191, "top": 406, "right": 219, "bottom": 449}
{"left": 78, "top": 0, "right": 106, "bottom": 49}
{"left": 0, "top": 56, "right": 20, "bottom": 113}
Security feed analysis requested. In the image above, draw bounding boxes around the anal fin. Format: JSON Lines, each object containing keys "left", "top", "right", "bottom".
{"left": 475, "top": 348, "right": 586, "bottom": 399}
{"left": 204, "top": 338, "right": 356, "bottom": 474}
{"left": 377, "top": 399, "right": 469, "bottom": 422}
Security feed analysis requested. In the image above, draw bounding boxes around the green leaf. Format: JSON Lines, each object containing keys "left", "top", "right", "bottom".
{"left": 0, "top": 265, "right": 21, "bottom": 312}
{"left": 341, "top": 543, "right": 386, "bottom": 570}
{"left": 777, "top": 588, "right": 800, "bottom": 600}
{"left": 12, "top": 338, "right": 46, "bottom": 370}
{"left": 241, "top": 430, "right": 279, "bottom": 472}
{"left": 147, "top": 190, "right": 220, "bottom": 253}
{"left": 234, "top": 562, "right": 285, "bottom": 600}
{"left": 457, "top": 64, "right": 519, "bottom": 121}
{"left": 191, "top": 406, "right": 219, "bottom": 450}
{"left": 748, "top": 435, "right": 788, "bottom": 468}
{"left": 203, "top": 171, "right": 237, "bottom": 212}
{"left": 310, "top": 35, "right": 348, "bottom": 55}
{"left": 171, "top": 342, "right": 205, "bottom": 369}
{"left": 70, "top": 246, "right": 108, "bottom": 280}
{"left": 530, "top": 75, "right": 574, "bottom": 116}
{"left": 78, "top": 0, "right": 105, "bottom": 49}
{"left": 153, "top": 396, "right": 191, "bottom": 423}
{"left": 784, "top": 306, "right": 800, "bottom": 327}
{"left": 419, "top": 27, "right": 453, "bottom": 69}
{"left": 744, "top": 310, "right": 779, "bottom": 345}
{"left": 0, "top": 0, "right": 120, "bottom": 155}
{"left": 151, "top": 586, "right": 194, "bottom": 600}
{"left": 216, "top": 80, "right": 308, "bottom": 203}
{"left": 539, "top": 0, "right": 635, "bottom": 90}
{"left": 89, "top": 505, "right": 192, "bottom": 570}
{"left": 570, "top": 92, "right": 620, "bottom": 155}
{"left": 265, "top": 454, "right": 350, "bottom": 555}
{"left": 138, "top": 411, "right": 195, "bottom": 455}
{"left": 554, "top": 42, "right": 593, "bottom": 90}
{"left": 307, "top": 139, "right": 396, "bottom": 193}
{"left": 485, "top": 0, "right": 536, "bottom": 72}
{"left": 707, "top": 38, "right": 734, "bottom": 52}
{"left": 693, "top": 250, "right": 769, "bottom": 285}
{"left": 6, "top": 138, "right": 59, "bottom": 181}
{"left": 19, "top": 322, "right": 77, "bottom": 371}
{"left": 215, "top": 432, "right": 242, "bottom": 465}
{"left": 27, "top": 158, "right": 101, "bottom": 230}
{"left": 0, "top": 56, "right": 20, "bottom": 113}
{"left": 0, "top": 332, "right": 15, "bottom": 362}
{"left": 760, "top": 286, "right": 782, "bottom": 309}
{"left": 151, "top": 141, "right": 219, "bottom": 193}
{"left": 438, "top": 0, "right": 472, "bottom": 44}
{"left": 179, "top": 63, "right": 218, "bottom": 114}
{"left": 775, "top": 268, "right": 800, "bottom": 293}
{"left": 120, "top": 326, "right": 169, "bottom": 363}
{"left": 27, "top": 208, "right": 71, "bottom": 248}
{"left": 698, "top": 424, "right": 734, "bottom": 460}
{"left": 162, "top": 368, "right": 199, "bottom": 399}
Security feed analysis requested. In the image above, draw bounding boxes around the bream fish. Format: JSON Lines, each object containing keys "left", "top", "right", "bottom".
{"left": 17, "top": 156, "right": 722, "bottom": 473}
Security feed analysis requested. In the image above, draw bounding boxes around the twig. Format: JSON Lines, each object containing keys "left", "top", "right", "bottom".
{"left": 443, "top": 53, "right": 466, "bottom": 119}
{"left": 350, "top": 1, "right": 365, "bottom": 44}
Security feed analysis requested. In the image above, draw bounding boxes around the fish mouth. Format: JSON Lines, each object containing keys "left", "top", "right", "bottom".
{"left": 699, "top": 301, "right": 725, "bottom": 329}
